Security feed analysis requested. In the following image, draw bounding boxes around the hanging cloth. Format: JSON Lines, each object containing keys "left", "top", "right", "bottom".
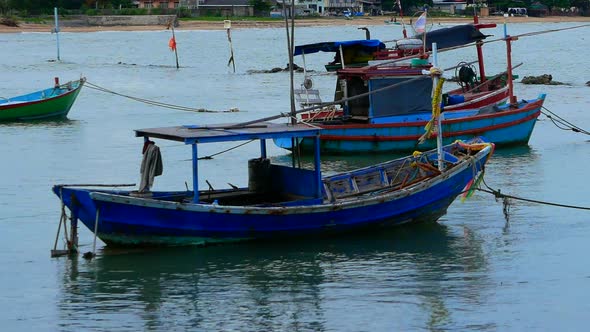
{"left": 139, "top": 141, "right": 163, "bottom": 192}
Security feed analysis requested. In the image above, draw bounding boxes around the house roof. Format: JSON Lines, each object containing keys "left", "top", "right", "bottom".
{"left": 201, "top": 0, "right": 251, "bottom": 6}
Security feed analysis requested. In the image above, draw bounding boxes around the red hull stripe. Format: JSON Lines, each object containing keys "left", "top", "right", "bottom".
{"left": 320, "top": 110, "right": 541, "bottom": 142}
{"left": 320, "top": 99, "right": 544, "bottom": 130}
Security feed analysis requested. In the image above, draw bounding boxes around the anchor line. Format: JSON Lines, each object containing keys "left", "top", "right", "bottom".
{"left": 84, "top": 81, "right": 238, "bottom": 113}
{"left": 467, "top": 177, "right": 590, "bottom": 211}
{"left": 541, "top": 106, "right": 590, "bottom": 136}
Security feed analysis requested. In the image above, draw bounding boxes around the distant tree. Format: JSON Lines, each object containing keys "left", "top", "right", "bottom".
{"left": 60, "top": 0, "right": 85, "bottom": 9}
{"left": 385, "top": 0, "right": 433, "bottom": 14}
{"left": 571, "top": 0, "right": 589, "bottom": 10}
{"left": 382, "top": 0, "right": 395, "bottom": 11}
{"left": 0, "top": 0, "right": 9, "bottom": 13}
{"left": 545, "top": 0, "right": 572, "bottom": 8}
{"left": 249, "top": 0, "right": 271, "bottom": 13}
{"left": 83, "top": 0, "right": 111, "bottom": 8}
{"left": 8, "top": 0, "right": 54, "bottom": 14}
{"left": 110, "top": 0, "right": 133, "bottom": 8}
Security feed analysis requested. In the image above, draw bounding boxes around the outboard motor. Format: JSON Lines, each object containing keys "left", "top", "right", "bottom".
{"left": 457, "top": 62, "right": 478, "bottom": 91}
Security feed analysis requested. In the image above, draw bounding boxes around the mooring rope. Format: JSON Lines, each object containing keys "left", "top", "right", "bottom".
{"left": 469, "top": 176, "right": 590, "bottom": 211}
{"left": 541, "top": 106, "right": 590, "bottom": 136}
{"left": 84, "top": 81, "right": 239, "bottom": 113}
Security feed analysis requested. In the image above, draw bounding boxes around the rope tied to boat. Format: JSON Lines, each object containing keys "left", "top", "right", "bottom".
{"left": 461, "top": 173, "right": 590, "bottom": 225}
{"left": 541, "top": 106, "right": 590, "bottom": 136}
{"left": 84, "top": 81, "right": 240, "bottom": 114}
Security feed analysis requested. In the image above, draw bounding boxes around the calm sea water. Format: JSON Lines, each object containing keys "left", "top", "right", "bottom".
{"left": 1, "top": 21, "right": 589, "bottom": 331}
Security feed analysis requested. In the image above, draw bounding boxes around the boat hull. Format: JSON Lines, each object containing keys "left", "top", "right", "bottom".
{"left": 287, "top": 95, "right": 544, "bottom": 154}
{"left": 52, "top": 146, "right": 490, "bottom": 247}
{"left": 0, "top": 78, "right": 85, "bottom": 121}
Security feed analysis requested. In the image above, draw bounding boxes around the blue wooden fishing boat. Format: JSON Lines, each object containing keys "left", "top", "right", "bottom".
{"left": 51, "top": 121, "right": 493, "bottom": 249}
{"left": 0, "top": 77, "right": 85, "bottom": 122}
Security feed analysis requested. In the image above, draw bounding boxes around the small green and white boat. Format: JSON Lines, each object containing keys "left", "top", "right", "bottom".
{"left": 0, "top": 77, "right": 85, "bottom": 122}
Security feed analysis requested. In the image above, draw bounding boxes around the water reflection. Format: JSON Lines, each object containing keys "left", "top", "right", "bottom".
{"left": 0, "top": 118, "right": 79, "bottom": 128}
{"left": 57, "top": 223, "right": 489, "bottom": 331}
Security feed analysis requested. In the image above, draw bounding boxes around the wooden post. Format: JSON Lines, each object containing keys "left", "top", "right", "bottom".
{"left": 192, "top": 144, "right": 199, "bottom": 203}
{"left": 54, "top": 7, "right": 60, "bottom": 61}
{"left": 314, "top": 135, "right": 322, "bottom": 198}
{"left": 473, "top": 15, "right": 487, "bottom": 84}
{"left": 503, "top": 17, "right": 517, "bottom": 104}
{"left": 171, "top": 25, "right": 179, "bottom": 69}
{"left": 91, "top": 208, "right": 100, "bottom": 257}
{"left": 68, "top": 195, "right": 79, "bottom": 254}
{"left": 432, "top": 43, "right": 444, "bottom": 172}
{"left": 167, "top": 18, "right": 180, "bottom": 69}
{"left": 225, "top": 20, "right": 235, "bottom": 73}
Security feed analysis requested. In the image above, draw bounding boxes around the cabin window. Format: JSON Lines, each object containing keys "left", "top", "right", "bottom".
{"left": 346, "top": 77, "right": 370, "bottom": 118}
{"left": 369, "top": 77, "right": 433, "bottom": 117}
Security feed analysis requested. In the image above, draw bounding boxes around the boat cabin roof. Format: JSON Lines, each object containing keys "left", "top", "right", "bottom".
{"left": 294, "top": 40, "right": 385, "bottom": 56}
{"left": 135, "top": 122, "right": 320, "bottom": 144}
{"left": 413, "top": 24, "right": 493, "bottom": 51}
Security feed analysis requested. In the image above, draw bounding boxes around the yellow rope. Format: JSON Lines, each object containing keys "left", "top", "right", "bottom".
{"left": 419, "top": 76, "right": 445, "bottom": 144}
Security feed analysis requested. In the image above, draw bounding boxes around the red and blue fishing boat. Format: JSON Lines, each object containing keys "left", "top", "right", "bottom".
{"left": 294, "top": 18, "right": 511, "bottom": 118}
{"left": 51, "top": 121, "right": 493, "bottom": 249}
{"left": 277, "top": 20, "right": 544, "bottom": 154}
{"left": 0, "top": 77, "right": 85, "bottom": 122}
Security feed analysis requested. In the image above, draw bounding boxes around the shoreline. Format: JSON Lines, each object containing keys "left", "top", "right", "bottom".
{"left": 1, "top": 15, "right": 589, "bottom": 33}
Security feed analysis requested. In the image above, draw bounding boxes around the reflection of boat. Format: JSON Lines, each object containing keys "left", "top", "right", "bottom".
{"left": 52, "top": 121, "right": 492, "bottom": 248}
{"left": 0, "top": 77, "right": 85, "bottom": 122}
{"left": 57, "top": 222, "right": 487, "bottom": 330}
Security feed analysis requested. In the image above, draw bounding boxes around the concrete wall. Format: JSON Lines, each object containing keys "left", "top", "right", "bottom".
{"left": 86, "top": 15, "right": 178, "bottom": 26}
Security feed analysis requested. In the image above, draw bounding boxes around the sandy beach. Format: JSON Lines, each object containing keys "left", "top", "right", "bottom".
{"left": 1, "top": 15, "right": 589, "bottom": 33}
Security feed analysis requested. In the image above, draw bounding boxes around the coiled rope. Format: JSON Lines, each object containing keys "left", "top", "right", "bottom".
{"left": 84, "top": 81, "right": 239, "bottom": 113}
{"left": 541, "top": 106, "right": 590, "bottom": 136}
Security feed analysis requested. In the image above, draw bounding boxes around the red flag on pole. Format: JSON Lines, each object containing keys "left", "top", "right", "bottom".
{"left": 168, "top": 36, "right": 176, "bottom": 51}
